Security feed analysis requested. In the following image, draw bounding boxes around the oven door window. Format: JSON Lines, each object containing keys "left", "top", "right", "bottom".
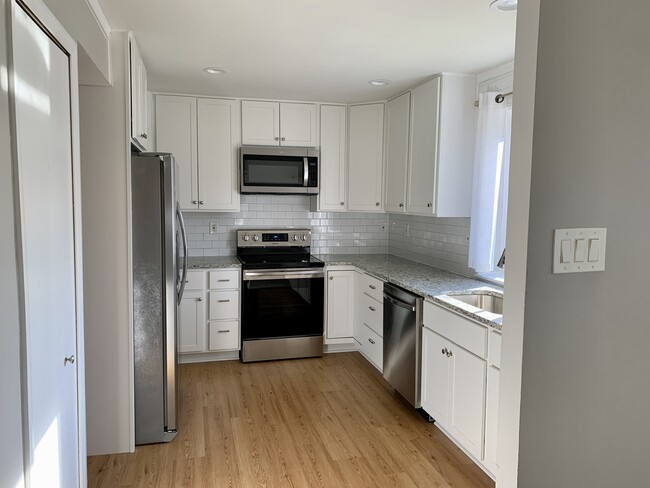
{"left": 243, "top": 155, "right": 305, "bottom": 187}
{"left": 242, "top": 277, "right": 324, "bottom": 340}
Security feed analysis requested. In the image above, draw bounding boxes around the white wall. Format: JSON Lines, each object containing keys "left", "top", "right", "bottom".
{"left": 80, "top": 30, "right": 134, "bottom": 455}
{"left": 0, "top": 0, "right": 26, "bottom": 485}
{"left": 516, "top": 0, "right": 650, "bottom": 486}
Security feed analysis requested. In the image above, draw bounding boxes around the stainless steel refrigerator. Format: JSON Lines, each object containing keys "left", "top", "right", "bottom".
{"left": 132, "top": 152, "right": 188, "bottom": 444}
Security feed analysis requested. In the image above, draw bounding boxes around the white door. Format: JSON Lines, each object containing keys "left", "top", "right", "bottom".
{"left": 407, "top": 78, "right": 440, "bottom": 215}
{"left": 318, "top": 105, "right": 347, "bottom": 211}
{"left": 156, "top": 95, "right": 198, "bottom": 210}
{"left": 347, "top": 103, "right": 384, "bottom": 212}
{"left": 279, "top": 102, "right": 317, "bottom": 146}
{"left": 178, "top": 291, "right": 206, "bottom": 353}
{"left": 384, "top": 93, "right": 410, "bottom": 213}
{"left": 11, "top": 1, "right": 82, "bottom": 485}
{"left": 326, "top": 271, "right": 355, "bottom": 339}
{"left": 241, "top": 100, "right": 280, "bottom": 145}
{"left": 197, "top": 98, "right": 240, "bottom": 211}
{"left": 448, "top": 344, "right": 487, "bottom": 460}
{"left": 421, "top": 328, "right": 450, "bottom": 425}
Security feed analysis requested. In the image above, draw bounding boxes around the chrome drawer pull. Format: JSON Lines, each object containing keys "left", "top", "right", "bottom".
{"left": 369, "top": 306, "right": 376, "bottom": 312}
{"left": 217, "top": 279, "right": 230, "bottom": 282}
{"left": 369, "top": 285, "right": 376, "bottom": 290}
{"left": 218, "top": 299, "right": 231, "bottom": 303}
{"left": 368, "top": 338, "right": 376, "bottom": 345}
{"left": 217, "top": 329, "right": 230, "bottom": 333}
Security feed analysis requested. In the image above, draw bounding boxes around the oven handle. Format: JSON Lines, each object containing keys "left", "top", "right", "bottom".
{"left": 243, "top": 269, "right": 324, "bottom": 281}
{"left": 303, "top": 157, "right": 309, "bottom": 187}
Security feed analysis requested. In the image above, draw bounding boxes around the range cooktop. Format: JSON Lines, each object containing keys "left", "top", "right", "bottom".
{"left": 236, "top": 228, "right": 323, "bottom": 270}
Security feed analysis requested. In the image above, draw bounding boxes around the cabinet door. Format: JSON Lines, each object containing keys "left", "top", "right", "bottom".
{"left": 280, "top": 102, "right": 317, "bottom": 146}
{"left": 318, "top": 105, "right": 347, "bottom": 211}
{"left": 448, "top": 344, "right": 487, "bottom": 460}
{"left": 384, "top": 93, "right": 410, "bottom": 213}
{"left": 421, "top": 328, "right": 450, "bottom": 425}
{"left": 326, "top": 270, "right": 355, "bottom": 339}
{"left": 407, "top": 78, "right": 440, "bottom": 215}
{"left": 156, "top": 95, "right": 198, "bottom": 210}
{"left": 138, "top": 57, "right": 149, "bottom": 150}
{"left": 129, "top": 36, "right": 145, "bottom": 148}
{"left": 484, "top": 366, "right": 500, "bottom": 474}
{"left": 241, "top": 100, "right": 279, "bottom": 145}
{"left": 178, "top": 291, "right": 206, "bottom": 353}
{"left": 348, "top": 103, "right": 384, "bottom": 212}
{"left": 197, "top": 98, "right": 240, "bottom": 211}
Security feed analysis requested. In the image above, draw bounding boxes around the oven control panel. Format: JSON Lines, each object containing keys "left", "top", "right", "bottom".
{"left": 237, "top": 229, "right": 312, "bottom": 247}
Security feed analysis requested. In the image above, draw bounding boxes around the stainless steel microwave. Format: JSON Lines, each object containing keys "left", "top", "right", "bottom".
{"left": 240, "top": 146, "right": 319, "bottom": 195}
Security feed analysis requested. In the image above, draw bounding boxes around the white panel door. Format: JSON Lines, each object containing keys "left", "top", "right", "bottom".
{"left": 156, "top": 95, "right": 198, "bottom": 210}
{"left": 12, "top": 2, "right": 80, "bottom": 485}
{"left": 348, "top": 103, "right": 384, "bottom": 212}
{"left": 384, "top": 93, "right": 410, "bottom": 213}
{"left": 448, "top": 344, "right": 487, "bottom": 460}
{"left": 407, "top": 78, "right": 440, "bottom": 215}
{"left": 178, "top": 291, "right": 206, "bottom": 353}
{"left": 421, "top": 328, "right": 450, "bottom": 426}
{"left": 326, "top": 271, "right": 355, "bottom": 339}
{"left": 197, "top": 98, "right": 240, "bottom": 211}
{"left": 484, "top": 366, "right": 500, "bottom": 474}
{"left": 318, "top": 105, "right": 347, "bottom": 211}
{"left": 241, "top": 100, "right": 280, "bottom": 145}
{"left": 280, "top": 102, "right": 317, "bottom": 146}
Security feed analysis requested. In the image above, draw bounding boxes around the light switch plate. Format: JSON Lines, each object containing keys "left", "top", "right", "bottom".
{"left": 553, "top": 228, "right": 607, "bottom": 274}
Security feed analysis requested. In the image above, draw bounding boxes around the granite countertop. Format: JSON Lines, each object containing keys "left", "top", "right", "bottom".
{"left": 187, "top": 256, "right": 242, "bottom": 269}
{"left": 317, "top": 254, "right": 503, "bottom": 330}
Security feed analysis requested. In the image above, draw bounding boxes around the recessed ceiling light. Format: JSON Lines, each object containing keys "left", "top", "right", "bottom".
{"left": 203, "top": 67, "right": 227, "bottom": 75}
{"left": 490, "top": 0, "right": 517, "bottom": 11}
{"left": 368, "top": 79, "right": 391, "bottom": 87}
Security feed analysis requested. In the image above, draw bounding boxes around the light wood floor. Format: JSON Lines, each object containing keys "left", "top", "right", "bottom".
{"left": 88, "top": 353, "right": 494, "bottom": 488}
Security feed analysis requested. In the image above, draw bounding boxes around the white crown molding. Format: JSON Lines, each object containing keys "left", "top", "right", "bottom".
{"left": 84, "top": 0, "right": 111, "bottom": 38}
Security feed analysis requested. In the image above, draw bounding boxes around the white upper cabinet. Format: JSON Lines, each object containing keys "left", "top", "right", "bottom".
{"left": 197, "top": 98, "right": 241, "bottom": 211}
{"left": 156, "top": 95, "right": 198, "bottom": 210}
{"left": 384, "top": 92, "right": 411, "bottom": 213}
{"left": 347, "top": 103, "right": 384, "bottom": 212}
{"left": 156, "top": 95, "right": 240, "bottom": 212}
{"left": 406, "top": 75, "right": 476, "bottom": 217}
{"left": 241, "top": 100, "right": 317, "bottom": 147}
{"left": 129, "top": 34, "right": 150, "bottom": 150}
{"left": 318, "top": 105, "right": 347, "bottom": 211}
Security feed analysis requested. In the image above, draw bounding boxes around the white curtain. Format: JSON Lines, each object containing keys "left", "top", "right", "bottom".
{"left": 468, "top": 91, "right": 511, "bottom": 273}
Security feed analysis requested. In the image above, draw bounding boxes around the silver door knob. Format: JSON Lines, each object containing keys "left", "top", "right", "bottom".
{"left": 376, "top": 202, "right": 380, "bottom": 206}
{"left": 140, "top": 133, "right": 148, "bottom": 139}
{"left": 64, "top": 355, "right": 75, "bottom": 366}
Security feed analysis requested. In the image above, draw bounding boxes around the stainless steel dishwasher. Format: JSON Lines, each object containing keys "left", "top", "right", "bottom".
{"left": 383, "top": 283, "right": 424, "bottom": 408}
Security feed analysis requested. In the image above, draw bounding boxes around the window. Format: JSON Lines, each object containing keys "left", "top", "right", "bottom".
{"left": 468, "top": 89, "right": 513, "bottom": 283}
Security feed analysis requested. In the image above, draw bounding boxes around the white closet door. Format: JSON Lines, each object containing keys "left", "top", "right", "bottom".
{"left": 12, "top": 2, "right": 80, "bottom": 486}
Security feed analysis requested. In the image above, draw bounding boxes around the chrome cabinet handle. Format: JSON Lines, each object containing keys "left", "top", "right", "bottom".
{"left": 64, "top": 355, "right": 75, "bottom": 366}
{"left": 197, "top": 297, "right": 203, "bottom": 302}
{"left": 369, "top": 285, "right": 376, "bottom": 290}
{"left": 369, "top": 306, "right": 376, "bottom": 312}
{"left": 340, "top": 202, "right": 344, "bottom": 206}
{"left": 275, "top": 137, "right": 280, "bottom": 141}
{"left": 217, "top": 279, "right": 230, "bottom": 282}
{"left": 441, "top": 348, "right": 446, "bottom": 355}
{"left": 376, "top": 202, "right": 380, "bottom": 207}
{"left": 218, "top": 299, "right": 230, "bottom": 303}
{"left": 199, "top": 200, "right": 204, "bottom": 205}
{"left": 281, "top": 137, "right": 286, "bottom": 141}
{"left": 329, "top": 276, "right": 333, "bottom": 280}
{"left": 140, "top": 133, "right": 148, "bottom": 139}
{"left": 217, "top": 329, "right": 230, "bottom": 333}
{"left": 448, "top": 350, "right": 453, "bottom": 357}
{"left": 368, "top": 338, "right": 376, "bottom": 345}
{"left": 192, "top": 200, "right": 198, "bottom": 204}
{"left": 399, "top": 203, "right": 404, "bottom": 207}
{"left": 427, "top": 202, "right": 432, "bottom": 208}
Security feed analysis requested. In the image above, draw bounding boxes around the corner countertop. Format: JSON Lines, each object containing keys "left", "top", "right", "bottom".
{"left": 187, "top": 256, "right": 242, "bottom": 269}
{"left": 317, "top": 254, "right": 503, "bottom": 330}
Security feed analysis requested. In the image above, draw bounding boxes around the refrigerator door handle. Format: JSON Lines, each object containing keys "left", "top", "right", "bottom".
{"left": 176, "top": 202, "right": 188, "bottom": 305}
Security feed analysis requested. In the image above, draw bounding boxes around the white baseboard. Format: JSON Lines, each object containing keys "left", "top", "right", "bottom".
{"left": 178, "top": 350, "right": 239, "bottom": 364}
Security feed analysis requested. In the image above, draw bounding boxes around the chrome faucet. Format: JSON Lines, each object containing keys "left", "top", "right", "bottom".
{"left": 497, "top": 248, "right": 506, "bottom": 269}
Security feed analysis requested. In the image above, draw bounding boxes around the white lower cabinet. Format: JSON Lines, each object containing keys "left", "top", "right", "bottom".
{"left": 422, "top": 300, "right": 495, "bottom": 473}
{"left": 178, "top": 268, "right": 241, "bottom": 360}
{"left": 326, "top": 270, "right": 355, "bottom": 339}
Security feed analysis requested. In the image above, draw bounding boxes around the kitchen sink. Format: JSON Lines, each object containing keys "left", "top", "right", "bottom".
{"left": 447, "top": 293, "right": 503, "bottom": 314}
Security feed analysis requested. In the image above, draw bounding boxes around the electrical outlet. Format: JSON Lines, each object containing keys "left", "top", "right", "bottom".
{"left": 209, "top": 222, "right": 218, "bottom": 234}
{"left": 380, "top": 223, "right": 387, "bottom": 233}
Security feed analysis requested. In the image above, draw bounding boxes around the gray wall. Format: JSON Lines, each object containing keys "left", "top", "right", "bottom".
{"left": 0, "top": 0, "right": 25, "bottom": 485}
{"left": 517, "top": 1, "right": 650, "bottom": 486}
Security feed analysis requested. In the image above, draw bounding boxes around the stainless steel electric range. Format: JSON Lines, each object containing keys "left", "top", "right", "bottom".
{"left": 237, "top": 229, "right": 324, "bottom": 363}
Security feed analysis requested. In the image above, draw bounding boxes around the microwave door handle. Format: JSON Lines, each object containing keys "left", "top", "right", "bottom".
{"left": 303, "top": 157, "right": 309, "bottom": 187}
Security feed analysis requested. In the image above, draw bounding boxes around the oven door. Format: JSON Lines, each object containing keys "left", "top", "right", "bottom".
{"left": 242, "top": 269, "right": 324, "bottom": 340}
{"left": 241, "top": 153, "right": 318, "bottom": 194}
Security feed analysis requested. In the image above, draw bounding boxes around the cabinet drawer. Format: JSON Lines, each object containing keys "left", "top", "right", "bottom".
{"left": 208, "top": 269, "right": 240, "bottom": 290}
{"left": 209, "top": 290, "right": 239, "bottom": 320}
{"left": 359, "top": 292, "right": 383, "bottom": 337}
{"left": 488, "top": 331, "right": 502, "bottom": 369}
{"left": 359, "top": 323, "right": 383, "bottom": 372}
{"left": 423, "top": 300, "right": 488, "bottom": 358}
{"left": 358, "top": 272, "right": 383, "bottom": 302}
{"left": 184, "top": 271, "right": 205, "bottom": 291}
{"left": 208, "top": 321, "right": 239, "bottom": 351}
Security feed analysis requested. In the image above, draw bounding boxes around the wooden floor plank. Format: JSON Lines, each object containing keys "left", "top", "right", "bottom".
{"left": 88, "top": 352, "right": 495, "bottom": 488}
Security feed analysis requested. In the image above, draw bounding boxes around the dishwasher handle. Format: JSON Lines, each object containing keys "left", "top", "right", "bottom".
{"left": 383, "top": 293, "right": 416, "bottom": 312}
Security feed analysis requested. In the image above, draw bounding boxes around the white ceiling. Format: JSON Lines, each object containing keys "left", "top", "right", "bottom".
{"left": 98, "top": 0, "right": 516, "bottom": 103}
